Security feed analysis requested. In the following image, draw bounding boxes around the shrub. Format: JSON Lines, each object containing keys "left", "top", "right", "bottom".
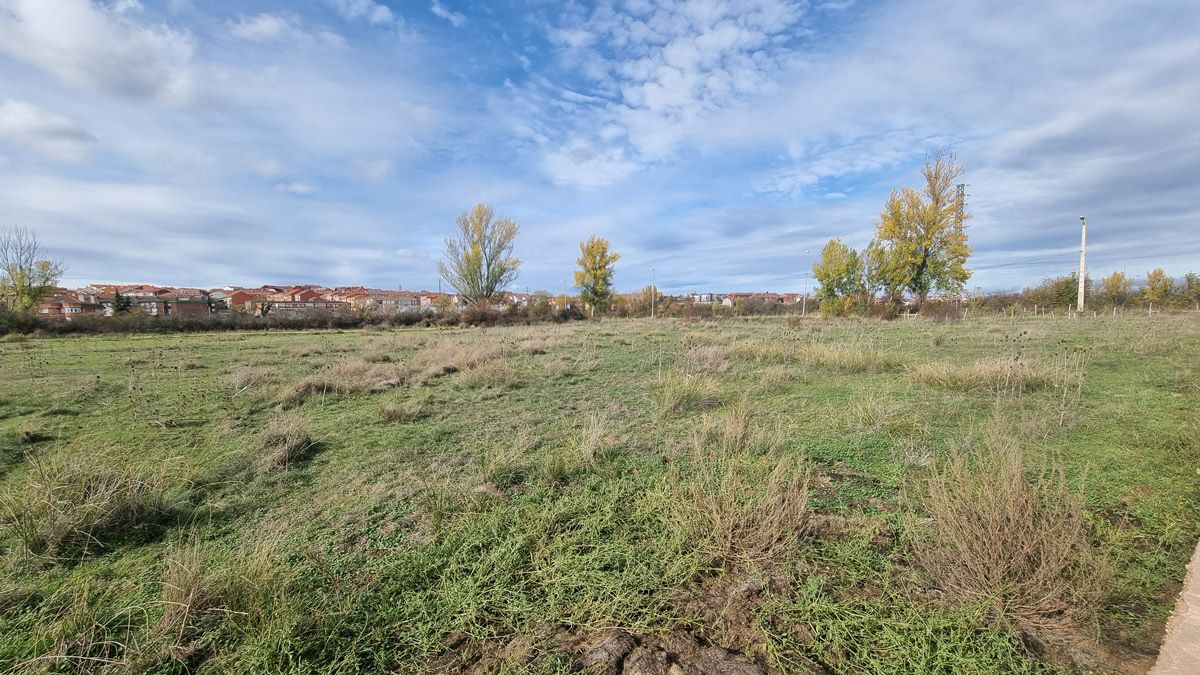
{"left": 920, "top": 301, "right": 962, "bottom": 323}
{"left": 258, "top": 414, "right": 316, "bottom": 471}
{"left": 0, "top": 453, "right": 173, "bottom": 559}
{"left": 911, "top": 433, "right": 1109, "bottom": 630}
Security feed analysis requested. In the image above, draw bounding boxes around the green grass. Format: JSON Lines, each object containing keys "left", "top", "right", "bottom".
{"left": 0, "top": 316, "right": 1198, "bottom": 673}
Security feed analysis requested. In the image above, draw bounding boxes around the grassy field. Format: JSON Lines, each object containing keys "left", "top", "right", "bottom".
{"left": 1, "top": 314, "right": 1198, "bottom": 674}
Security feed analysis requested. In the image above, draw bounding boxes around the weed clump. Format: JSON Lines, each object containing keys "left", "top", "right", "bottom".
{"left": 911, "top": 433, "right": 1109, "bottom": 630}
{"left": 258, "top": 414, "right": 316, "bottom": 471}
{"left": 666, "top": 400, "right": 809, "bottom": 564}
{"left": 797, "top": 343, "right": 904, "bottom": 373}
{"left": 0, "top": 453, "right": 173, "bottom": 559}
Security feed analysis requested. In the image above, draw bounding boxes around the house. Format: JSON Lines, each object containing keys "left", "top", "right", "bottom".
{"left": 37, "top": 289, "right": 102, "bottom": 318}
{"left": 329, "top": 287, "right": 424, "bottom": 312}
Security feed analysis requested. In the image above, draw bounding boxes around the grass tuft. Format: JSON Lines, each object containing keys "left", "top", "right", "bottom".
{"left": 654, "top": 372, "right": 722, "bottom": 415}
{"left": 0, "top": 452, "right": 173, "bottom": 559}
{"left": 257, "top": 414, "right": 316, "bottom": 471}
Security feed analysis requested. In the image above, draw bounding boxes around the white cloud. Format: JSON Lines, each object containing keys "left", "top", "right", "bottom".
{"left": 0, "top": 0, "right": 197, "bottom": 105}
{"left": 276, "top": 181, "right": 315, "bottom": 195}
{"left": 0, "top": 100, "right": 97, "bottom": 162}
{"left": 229, "top": 13, "right": 298, "bottom": 41}
{"left": 430, "top": 1, "right": 465, "bottom": 28}
{"left": 354, "top": 158, "right": 395, "bottom": 183}
{"left": 543, "top": 140, "right": 638, "bottom": 189}
{"left": 325, "top": 0, "right": 394, "bottom": 25}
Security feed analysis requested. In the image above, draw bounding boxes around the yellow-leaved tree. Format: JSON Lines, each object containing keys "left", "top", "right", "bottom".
{"left": 872, "top": 151, "right": 972, "bottom": 307}
{"left": 1100, "top": 271, "right": 1133, "bottom": 306}
{"left": 573, "top": 236, "right": 620, "bottom": 316}
{"left": 437, "top": 203, "right": 521, "bottom": 304}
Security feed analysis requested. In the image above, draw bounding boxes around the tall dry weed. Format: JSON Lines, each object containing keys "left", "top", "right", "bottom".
{"left": 911, "top": 431, "right": 1108, "bottom": 630}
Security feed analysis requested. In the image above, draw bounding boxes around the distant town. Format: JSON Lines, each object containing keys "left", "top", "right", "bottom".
{"left": 37, "top": 283, "right": 809, "bottom": 319}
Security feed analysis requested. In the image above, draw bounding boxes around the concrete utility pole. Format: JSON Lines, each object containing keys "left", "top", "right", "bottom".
{"left": 650, "top": 267, "right": 656, "bottom": 319}
{"left": 802, "top": 249, "right": 810, "bottom": 316}
{"left": 1077, "top": 216, "right": 1087, "bottom": 311}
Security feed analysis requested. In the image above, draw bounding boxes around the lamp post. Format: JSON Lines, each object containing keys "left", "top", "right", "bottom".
{"left": 650, "top": 267, "right": 656, "bottom": 319}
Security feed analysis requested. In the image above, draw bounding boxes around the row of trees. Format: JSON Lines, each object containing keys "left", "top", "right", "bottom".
{"left": 1021, "top": 269, "right": 1200, "bottom": 310}
{"left": 813, "top": 152, "right": 972, "bottom": 315}
{"left": 437, "top": 203, "right": 623, "bottom": 316}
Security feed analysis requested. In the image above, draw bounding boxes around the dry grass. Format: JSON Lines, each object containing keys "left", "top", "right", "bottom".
{"left": 456, "top": 359, "right": 524, "bottom": 390}
{"left": 666, "top": 402, "right": 809, "bottom": 564}
{"left": 576, "top": 412, "right": 618, "bottom": 466}
{"left": 223, "top": 365, "right": 279, "bottom": 395}
{"left": 279, "top": 360, "right": 408, "bottom": 404}
{"left": 909, "top": 352, "right": 1088, "bottom": 405}
{"left": 682, "top": 344, "right": 730, "bottom": 373}
{"left": 911, "top": 431, "right": 1109, "bottom": 631}
{"left": 0, "top": 452, "right": 173, "bottom": 559}
{"left": 726, "top": 338, "right": 794, "bottom": 363}
{"left": 654, "top": 371, "right": 722, "bottom": 415}
{"left": 258, "top": 414, "right": 316, "bottom": 471}
{"left": 847, "top": 395, "right": 910, "bottom": 434}
{"left": 412, "top": 341, "right": 508, "bottom": 383}
{"left": 154, "top": 536, "right": 289, "bottom": 663}
{"left": 362, "top": 348, "right": 394, "bottom": 363}
{"left": 796, "top": 342, "right": 904, "bottom": 373}
{"left": 380, "top": 399, "right": 425, "bottom": 423}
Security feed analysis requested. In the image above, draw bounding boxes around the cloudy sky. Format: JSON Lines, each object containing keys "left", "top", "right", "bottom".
{"left": 1, "top": 0, "right": 1196, "bottom": 293}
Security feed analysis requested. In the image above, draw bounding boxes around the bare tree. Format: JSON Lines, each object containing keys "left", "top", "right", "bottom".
{"left": 437, "top": 203, "right": 521, "bottom": 304}
{"left": 1, "top": 225, "right": 64, "bottom": 313}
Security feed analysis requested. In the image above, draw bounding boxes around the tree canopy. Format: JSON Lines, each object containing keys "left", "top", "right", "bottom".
{"left": 812, "top": 238, "right": 861, "bottom": 300}
{"left": 872, "top": 151, "right": 972, "bottom": 305}
{"left": 573, "top": 236, "right": 621, "bottom": 315}
{"left": 437, "top": 204, "right": 521, "bottom": 304}
{"left": 1, "top": 225, "right": 64, "bottom": 314}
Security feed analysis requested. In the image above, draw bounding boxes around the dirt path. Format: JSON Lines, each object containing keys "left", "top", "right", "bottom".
{"left": 1152, "top": 540, "right": 1200, "bottom": 673}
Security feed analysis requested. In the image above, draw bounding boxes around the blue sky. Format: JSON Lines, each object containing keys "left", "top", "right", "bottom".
{"left": 0, "top": 0, "right": 1197, "bottom": 294}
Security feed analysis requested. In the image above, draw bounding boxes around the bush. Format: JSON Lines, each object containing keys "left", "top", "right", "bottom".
{"left": 0, "top": 453, "right": 173, "bottom": 558}
{"left": 920, "top": 301, "right": 962, "bottom": 323}
{"left": 911, "top": 433, "right": 1109, "bottom": 630}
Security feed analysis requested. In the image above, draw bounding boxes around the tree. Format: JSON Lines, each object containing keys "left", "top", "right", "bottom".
{"left": 0, "top": 225, "right": 64, "bottom": 313}
{"left": 1099, "top": 271, "right": 1133, "bottom": 307}
{"left": 111, "top": 291, "right": 133, "bottom": 314}
{"left": 1139, "top": 268, "right": 1175, "bottom": 306}
{"left": 872, "top": 151, "right": 972, "bottom": 306}
{"left": 812, "top": 238, "right": 861, "bottom": 300}
{"left": 573, "top": 235, "right": 620, "bottom": 316}
{"left": 1182, "top": 272, "right": 1200, "bottom": 309}
{"left": 863, "top": 239, "right": 903, "bottom": 302}
{"left": 438, "top": 203, "right": 521, "bottom": 304}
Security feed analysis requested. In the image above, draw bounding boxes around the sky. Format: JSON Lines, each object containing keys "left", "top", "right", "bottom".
{"left": 0, "top": 0, "right": 1197, "bottom": 295}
